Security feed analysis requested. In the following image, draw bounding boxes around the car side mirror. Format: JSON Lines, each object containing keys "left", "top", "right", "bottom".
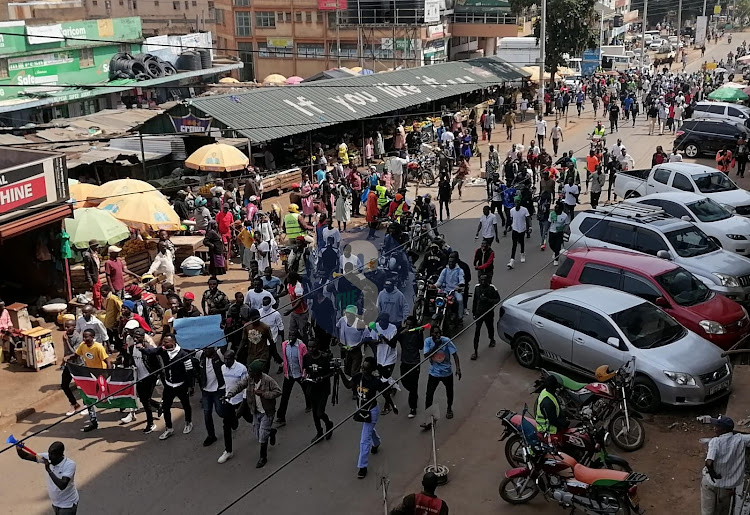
{"left": 606, "top": 337, "right": 621, "bottom": 349}
{"left": 655, "top": 296, "right": 670, "bottom": 308}
{"left": 681, "top": 215, "right": 691, "bottom": 222}
{"left": 657, "top": 250, "right": 672, "bottom": 260}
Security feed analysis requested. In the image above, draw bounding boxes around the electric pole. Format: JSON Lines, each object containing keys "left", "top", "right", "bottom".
{"left": 640, "top": 0, "right": 648, "bottom": 71}
{"left": 538, "top": 0, "right": 546, "bottom": 115}
{"left": 677, "top": 0, "right": 683, "bottom": 33}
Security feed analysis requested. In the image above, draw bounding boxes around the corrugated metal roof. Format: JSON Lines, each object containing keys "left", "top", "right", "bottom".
{"left": 182, "top": 56, "right": 528, "bottom": 144}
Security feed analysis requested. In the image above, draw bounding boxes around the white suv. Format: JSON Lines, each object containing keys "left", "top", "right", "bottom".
{"left": 691, "top": 101, "right": 750, "bottom": 127}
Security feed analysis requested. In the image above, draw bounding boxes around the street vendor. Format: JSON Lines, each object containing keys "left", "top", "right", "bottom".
{"left": 105, "top": 246, "right": 139, "bottom": 298}
{"left": 282, "top": 204, "right": 312, "bottom": 244}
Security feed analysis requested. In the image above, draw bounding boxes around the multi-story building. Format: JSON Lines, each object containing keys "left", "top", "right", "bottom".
{"left": 82, "top": 0, "right": 216, "bottom": 37}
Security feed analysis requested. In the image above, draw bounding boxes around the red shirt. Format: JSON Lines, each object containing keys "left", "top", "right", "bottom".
{"left": 287, "top": 282, "right": 308, "bottom": 314}
{"left": 216, "top": 211, "right": 233, "bottom": 235}
{"left": 366, "top": 191, "right": 379, "bottom": 222}
{"left": 119, "top": 313, "right": 152, "bottom": 334}
{"left": 105, "top": 258, "right": 125, "bottom": 291}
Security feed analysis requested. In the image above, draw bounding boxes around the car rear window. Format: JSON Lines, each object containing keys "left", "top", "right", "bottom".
{"left": 555, "top": 256, "right": 574, "bottom": 278}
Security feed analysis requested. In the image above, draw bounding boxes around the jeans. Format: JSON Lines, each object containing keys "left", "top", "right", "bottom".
{"left": 511, "top": 230, "right": 525, "bottom": 259}
{"left": 53, "top": 504, "right": 78, "bottom": 515}
{"left": 451, "top": 291, "right": 464, "bottom": 316}
{"left": 357, "top": 406, "right": 381, "bottom": 469}
{"left": 400, "top": 362, "right": 420, "bottom": 411}
{"left": 136, "top": 376, "right": 160, "bottom": 427}
{"left": 162, "top": 383, "right": 192, "bottom": 429}
{"left": 425, "top": 374, "right": 454, "bottom": 411}
{"left": 223, "top": 400, "right": 253, "bottom": 452}
{"left": 738, "top": 159, "right": 747, "bottom": 177}
{"left": 473, "top": 312, "right": 495, "bottom": 351}
{"left": 368, "top": 221, "right": 378, "bottom": 238}
{"left": 276, "top": 376, "right": 310, "bottom": 422}
{"left": 539, "top": 219, "right": 550, "bottom": 245}
{"left": 61, "top": 367, "right": 77, "bottom": 406}
{"left": 439, "top": 200, "right": 450, "bottom": 220}
{"left": 552, "top": 138, "right": 560, "bottom": 156}
{"left": 700, "top": 481, "right": 734, "bottom": 515}
{"left": 549, "top": 231, "right": 564, "bottom": 258}
{"left": 590, "top": 191, "right": 602, "bottom": 209}
{"left": 201, "top": 389, "right": 225, "bottom": 438}
{"left": 609, "top": 117, "right": 618, "bottom": 132}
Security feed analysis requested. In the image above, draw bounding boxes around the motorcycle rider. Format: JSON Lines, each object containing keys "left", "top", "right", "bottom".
{"left": 591, "top": 120, "right": 606, "bottom": 147}
{"left": 421, "top": 194, "right": 438, "bottom": 231}
{"left": 433, "top": 253, "right": 465, "bottom": 322}
{"left": 387, "top": 193, "right": 409, "bottom": 223}
{"left": 419, "top": 242, "right": 447, "bottom": 281}
{"left": 536, "top": 375, "right": 571, "bottom": 440}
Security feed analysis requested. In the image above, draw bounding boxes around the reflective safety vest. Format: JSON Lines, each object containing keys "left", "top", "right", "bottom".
{"left": 593, "top": 126, "right": 606, "bottom": 137}
{"left": 376, "top": 184, "right": 388, "bottom": 208}
{"left": 536, "top": 389, "right": 560, "bottom": 434}
{"left": 284, "top": 213, "right": 303, "bottom": 239}
{"left": 394, "top": 201, "right": 405, "bottom": 219}
{"left": 414, "top": 493, "right": 445, "bottom": 515}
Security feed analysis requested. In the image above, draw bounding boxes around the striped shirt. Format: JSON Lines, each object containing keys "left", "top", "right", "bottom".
{"left": 704, "top": 432, "right": 750, "bottom": 489}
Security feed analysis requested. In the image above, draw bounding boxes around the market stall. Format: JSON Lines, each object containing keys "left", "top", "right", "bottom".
{"left": 172, "top": 235, "right": 208, "bottom": 265}
{"left": 70, "top": 239, "right": 154, "bottom": 295}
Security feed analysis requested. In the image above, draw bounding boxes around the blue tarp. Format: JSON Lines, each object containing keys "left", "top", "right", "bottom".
{"left": 173, "top": 314, "right": 226, "bottom": 349}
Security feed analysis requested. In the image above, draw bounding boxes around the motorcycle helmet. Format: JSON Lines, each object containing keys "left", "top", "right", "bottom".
{"left": 424, "top": 193, "right": 432, "bottom": 201}
{"left": 595, "top": 365, "right": 616, "bottom": 382}
{"left": 195, "top": 196, "right": 207, "bottom": 208}
{"left": 141, "top": 274, "right": 155, "bottom": 284}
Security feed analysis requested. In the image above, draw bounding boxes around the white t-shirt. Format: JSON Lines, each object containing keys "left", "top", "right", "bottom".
{"left": 39, "top": 453, "right": 78, "bottom": 508}
{"left": 563, "top": 184, "right": 580, "bottom": 206}
{"left": 510, "top": 206, "right": 530, "bottom": 233}
{"left": 321, "top": 227, "right": 341, "bottom": 249}
{"left": 254, "top": 380, "right": 265, "bottom": 413}
{"left": 549, "top": 211, "right": 570, "bottom": 233}
{"left": 222, "top": 362, "right": 248, "bottom": 405}
{"left": 251, "top": 240, "right": 270, "bottom": 270}
{"left": 387, "top": 157, "right": 408, "bottom": 176}
{"left": 204, "top": 356, "right": 219, "bottom": 392}
{"left": 535, "top": 119, "right": 547, "bottom": 136}
{"left": 479, "top": 213, "right": 498, "bottom": 238}
{"left": 440, "top": 131, "right": 455, "bottom": 144}
{"left": 373, "top": 323, "right": 398, "bottom": 366}
{"left": 669, "top": 152, "right": 683, "bottom": 162}
{"left": 520, "top": 99, "right": 529, "bottom": 111}
{"left": 341, "top": 253, "right": 363, "bottom": 272}
{"left": 245, "top": 289, "right": 274, "bottom": 311}
{"left": 551, "top": 126, "right": 563, "bottom": 139}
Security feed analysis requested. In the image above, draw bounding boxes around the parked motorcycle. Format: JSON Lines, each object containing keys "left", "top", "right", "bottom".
{"left": 498, "top": 409, "right": 631, "bottom": 472}
{"left": 499, "top": 411, "right": 648, "bottom": 514}
{"left": 406, "top": 155, "right": 436, "bottom": 187}
{"left": 538, "top": 360, "right": 645, "bottom": 452}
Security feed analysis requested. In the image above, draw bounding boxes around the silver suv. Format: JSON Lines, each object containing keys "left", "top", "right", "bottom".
{"left": 568, "top": 203, "right": 750, "bottom": 304}
{"left": 691, "top": 101, "right": 750, "bottom": 128}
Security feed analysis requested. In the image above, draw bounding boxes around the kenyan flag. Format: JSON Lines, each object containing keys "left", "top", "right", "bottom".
{"left": 67, "top": 364, "right": 137, "bottom": 410}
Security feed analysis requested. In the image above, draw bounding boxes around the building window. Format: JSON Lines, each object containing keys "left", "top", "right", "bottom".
{"left": 235, "top": 11, "right": 251, "bottom": 36}
{"left": 257, "top": 42, "right": 291, "bottom": 58}
{"left": 276, "top": 11, "right": 284, "bottom": 22}
{"left": 118, "top": 0, "right": 123, "bottom": 5}
{"left": 284, "top": 11, "right": 291, "bottom": 22}
{"left": 92, "top": 0, "right": 97, "bottom": 4}
{"left": 154, "top": 0, "right": 158, "bottom": 5}
{"left": 298, "top": 43, "right": 324, "bottom": 59}
{"left": 132, "top": 0, "right": 136, "bottom": 7}
{"left": 238, "top": 42, "right": 254, "bottom": 82}
{"left": 233, "top": 0, "right": 249, "bottom": 5}
{"left": 306, "top": 12, "right": 312, "bottom": 22}
{"left": 256, "top": 11, "right": 275, "bottom": 27}
{"left": 333, "top": 42, "right": 357, "bottom": 58}
{"left": 173, "top": 1, "right": 179, "bottom": 9}
{"left": 327, "top": 12, "right": 337, "bottom": 27}
{"left": 0, "top": 59, "right": 8, "bottom": 79}
{"left": 215, "top": 7, "right": 224, "bottom": 24}
{"left": 192, "top": 1, "right": 196, "bottom": 6}
{"left": 79, "top": 47, "right": 94, "bottom": 68}
{"left": 295, "top": 11, "right": 302, "bottom": 22}
{"left": 316, "top": 12, "right": 323, "bottom": 23}
{"left": 184, "top": 1, "right": 189, "bottom": 9}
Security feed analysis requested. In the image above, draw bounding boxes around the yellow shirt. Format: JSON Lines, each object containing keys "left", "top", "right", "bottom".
{"left": 75, "top": 342, "right": 109, "bottom": 369}
{"left": 338, "top": 143, "right": 349, "bottom": 165}
{"left": 103, "top": 293, "right": 123, "bottom": 330}
{"left": 238, "top": 228, "right": 254, "bottom": 248}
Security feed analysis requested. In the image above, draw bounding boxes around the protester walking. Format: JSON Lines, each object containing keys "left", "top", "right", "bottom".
{"left": 471, "top": 273, "right": 500, "bottom": 360}
{"left": 421, "top": 326, "right": 461, "bottom": 428}
{"left": 16, "top": 442, "right": 79, "bottom": 514}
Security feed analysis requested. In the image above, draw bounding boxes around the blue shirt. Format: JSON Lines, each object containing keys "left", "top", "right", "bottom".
{"left": 436, "top": 266, "right": 465, "bottom": 291}
{"left": 262, "top": 275, "right": 282, "bottom": 295}
{"left": 423, "top": 336, "right": 456, "bottom": 378}
{"left": 502, "top": 187, "right": 517, "bottom": 208}
{"left": 285, "top": 341, "right": 303, "bottom": 378}
{"left": 624, "top": 97, "right": 633, "bottom": 110}
{"left": 314, "top": 169, "right": 326, "bottom": 184}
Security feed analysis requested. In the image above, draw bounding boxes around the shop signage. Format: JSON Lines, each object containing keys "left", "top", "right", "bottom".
{"left": 170, "top": 113, "right": 213, "bottom": 133}
{"left": 318, "top": 0, "right": 347, "bottom": 10}
{"left": 381, "top": 38, "right": 416, "bottom": 51}
{"left": 0, "top": 153, "right": 68, "bottom": 219}
{"left": 267, "top": 38, "right": 293, "bottom": 49}
{"left": 428, "top": 24, "right": 444, "bottom": 38}
{"left": 2, "top": 18, "right": 142, "bottom": 54}
{"left": 424, "top": 0, "right": 441, "bottom": 23}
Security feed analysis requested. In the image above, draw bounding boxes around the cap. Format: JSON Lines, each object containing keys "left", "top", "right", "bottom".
{"left": 108, "top": 245, "right": 122, "bottom": 253}
{"left": 708, "top": 415, "right": 735, "bottom": 431}
{"left": 384, "top": 279, "right": 393, "bottom": 286}
{"left": 288, "top": 203, "right": 299, "bottom": 213}
{"left": 296, "top": 235, "right": 307, "bottom": 242}
{"left": 249, "top": 195, "right": 257, "bottom": 201}
{"left": 377, "top": 312, "right": 390, "bottom": 322}
{"left": 122, "top": 300, "right": 135, "bottom": 310}
{"left": 395, "top": 194, "right": 403, "bottom": 201}
{"left": 345, "top": 305, "right": 358, "bottom": 314}
{"left": 183, "top": 292, "right": 195, "bottom": 300}
{"left": 88, "top": 239, "right": 99, "bottom": 246}
{"left": 249, "top": 360, "right": 265, "bottom": 373}
{"left": 291, "top": 182, "right": 300, "bottom": 189}
{"left": 124, "top": 319, "right": 139, "bottom": 330}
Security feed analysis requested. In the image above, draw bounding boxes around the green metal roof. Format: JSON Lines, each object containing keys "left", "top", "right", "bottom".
{"left": 179, "top": 56, "right": 528, "bottom": 144}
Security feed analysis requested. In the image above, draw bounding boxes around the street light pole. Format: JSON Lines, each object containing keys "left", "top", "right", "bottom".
{"left": 538, "top": 0, "right": 546, "bottom": 115}
{"left": 677, "top": 0, "right": 683, "bottom": 34}
{"left": 640, "top": 0, "right": 648, "bottom": 72}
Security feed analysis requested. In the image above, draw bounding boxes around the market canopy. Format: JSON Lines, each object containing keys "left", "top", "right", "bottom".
{"left": 521, "top": 66, "right": 552, "bottom": 81}
{"left": 64, "top": 208, "right": 130, "bottom": 249}
{"left": 708, "top": 87, "right": 749, "bottom": 102}
{"left": 98, "top": 193, "right": 181, "bottom": 231}
{"left": 158, "top": 56, "right": 529, "bottom": 144}
{"left": 185, "top": 143, "right": 250, "bottom": 172}
{"left": 69, "top": 182, "right": 104, "bottom": 209}
{"left": 98, "top": 178, "right": 160, "bottom": 202}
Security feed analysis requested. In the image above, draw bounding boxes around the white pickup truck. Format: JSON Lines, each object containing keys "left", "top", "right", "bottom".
{"left": 613, "top": 162, "right": 750, "bottom": 216}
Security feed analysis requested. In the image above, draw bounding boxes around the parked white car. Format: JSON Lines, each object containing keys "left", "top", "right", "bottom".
{"left": 629, "top": 192, "right": 750, "bottom": 255}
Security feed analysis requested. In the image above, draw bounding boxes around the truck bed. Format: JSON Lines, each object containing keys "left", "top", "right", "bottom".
{"left": 619, "top": 168, "right": 651, "bottom": 180}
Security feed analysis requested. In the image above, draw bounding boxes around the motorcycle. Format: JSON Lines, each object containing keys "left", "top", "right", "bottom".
{"left": 431, "top": 286, "right": 461, "bottom": 332}
{"left": 406, "top": 154, "right": 436, "bottom": 187}
{"left": 413, "top": 273, "right": 438, "bottom": 324}
{"left": 124, "top": 276, "right": 164, "bottom": 329}
{"left": 539, "top": 360, "right": 645, "bottom": 452}
{"left": 499, "top": 411, "right": 648, "bottom": 514}
{"left": 497, "top": 409, "right": 631, "bottom": 472}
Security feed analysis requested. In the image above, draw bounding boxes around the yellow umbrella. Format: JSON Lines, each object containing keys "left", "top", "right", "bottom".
{"left": 185, "top": 143, "right": 249, "bottom": 172}
{"left": 69, "top": 183, "right": 104, "bottom": 209}
{"left": 98, "top": 193, "right": 181, "bottom": 231}
{"left": 219, "top": 77, "right": 240, "bottom": 83}
{"left": 350, "top": 66, "right": 363, "bottom": 73}
{"left": 98, "top": 179, "right": 159, "bottom": 204}
{"left": 262, "top": 74, "right": 286, "bottom": 85}
{"left": 522, "top": 66, "right": 551, "bottom": 82}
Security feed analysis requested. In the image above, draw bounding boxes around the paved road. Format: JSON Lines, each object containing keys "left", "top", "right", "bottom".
{"left": 2, "top": 36, "right": 744, "bottom": 515}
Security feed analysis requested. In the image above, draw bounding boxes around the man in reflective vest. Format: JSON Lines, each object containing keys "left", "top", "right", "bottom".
{"left": 535, "top": 375, "right": 570, "bottom": 435}
{"left": 376, "top": 179, "right": 390, "bottom": 209}
{"left": 592, "top": 121, "right": 606, "bottom": 138}
{"left": 390, "top": 471, "right": 449, "bottom": 515}
{"left": 282, "top": 203, "right": 310, "bottom": 244}
{"left": 388, "top": 193, "right": 409, "bottom": 222}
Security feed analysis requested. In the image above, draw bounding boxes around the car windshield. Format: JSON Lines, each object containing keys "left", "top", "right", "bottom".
{"left": 665, "top": 227, "right": 720, "bottom": 257}
{"left": 656, "top": 268, "right": 712, "bottom": 306}
{"left": 693, "top": 172, "right": 738, "bottom": 193}
{"left": 687, "top": 198, "right": 733, "bottom": 222}
{"left": 612, "top": 303, "right": 686, "bottom": 349}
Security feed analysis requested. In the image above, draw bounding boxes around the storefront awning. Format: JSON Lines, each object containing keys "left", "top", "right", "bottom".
{"left": 0, "top": 203, "right": 72, "bottom": 242}
{"left": 167, "top": 56, "right": 529, "bottom": 144}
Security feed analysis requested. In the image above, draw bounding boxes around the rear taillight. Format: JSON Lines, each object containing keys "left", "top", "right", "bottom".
{"left": 675, "top": 130, "right": 684, "bottom": 137}
{"left": 629, "top": 486, "right": 638, "bottom": 495}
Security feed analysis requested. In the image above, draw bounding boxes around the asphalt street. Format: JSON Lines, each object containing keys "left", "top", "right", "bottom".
{"left": 0, "top": 37, "right": 742, "bottom": 515}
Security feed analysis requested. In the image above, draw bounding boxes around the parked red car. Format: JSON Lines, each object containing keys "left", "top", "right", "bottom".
{"left": 551, "top": 248, "right": 750, "bottom": 349}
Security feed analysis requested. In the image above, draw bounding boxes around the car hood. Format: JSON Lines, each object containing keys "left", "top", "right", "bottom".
{"left": 680, "top": 249, "right": 750, "bottom": 277}
{"left": 703, "top": 188, "right": 750, "bottom": 207}
{"left": 707, "top": 215, "right": 750, "bottom": 236}
{"left": 686, "top": 292, "right": 746, "bottom": 324}
{"left": 639, "top": 330, "right": 727, "bottom": 375}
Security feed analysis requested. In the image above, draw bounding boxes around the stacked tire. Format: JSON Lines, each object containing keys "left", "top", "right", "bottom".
{"left": 109, "top": 53, "right": 178, "bottom": 81}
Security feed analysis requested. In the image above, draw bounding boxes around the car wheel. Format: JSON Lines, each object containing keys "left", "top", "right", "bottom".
{"left": 630, "top": 375, "right": 661, "bottom": 413}
{"left": 684, "top": 143, "right": 700, "bottom": 158}
{"left": 513, "top": 335, "right": 541, "bottom": 369}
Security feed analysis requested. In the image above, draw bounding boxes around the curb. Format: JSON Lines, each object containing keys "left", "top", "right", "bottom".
{"left": 0, "top": 388, "right": 66, "bottom": 431}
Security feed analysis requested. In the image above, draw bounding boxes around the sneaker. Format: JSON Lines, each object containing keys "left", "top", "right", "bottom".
{"left": 446, "top": 410, "right": 454, "bottom": 419}
{"left": 553, "top": 259, "right": 559, "bottom": 266}
{"left": 82, "top": 421, "right": 98, "bottom": 432}
{"left": 218, "top": 451, "right": 233, "bottom": 464}
{"left": 507, "top": 259, "right": 515, "bottom": 269}
{"left": 540, "top": 244, "right": 546, "bottom": 251}
{"left": 408, "top": 409, "right": 416, "bottom": 419}
{"left": 66, "top": 404, "right": 81, "bottom": 416}
{"left": 256, "top": 457, "right": 268, "bottom": 468}
{"left": 203, "top": 435, "right": 217, "bottom": 447}
{"left": 120, "top": 412, "right": 136, "bottom": 424}
{"left": 143, "top": 423, "right": 157, "bottom": 434}
{"left": 470, "top": 352, "right": 478, "bottom": 360}
{"left": 520, "top": 254, "right": 526, "bottom": 263}
{"left": 357, "top": 467, "right": 368, "bottom": 479}
{"left": 159, "top": 428, "right": 175, "bottom": 440}
{"left": 325, "top": 421, "right": 334, "bottom": 440}
{"left": 183, "top": 422, "right": 193, "bottom": 434}
{"left": 311, "top": 432, "right": 324, "bottom": 444}
{"left": 489, "top": 340, "right": 497, "bottom": 348}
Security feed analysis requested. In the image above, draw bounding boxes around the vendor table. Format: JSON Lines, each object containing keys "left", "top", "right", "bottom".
{"left": 172, "top": 235, "right": 208, "bottom": 265}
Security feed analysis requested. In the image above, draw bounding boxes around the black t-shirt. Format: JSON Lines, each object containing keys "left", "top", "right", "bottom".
{"left": 176, "top": 305, "right": 202, "bottom": 319}
{"left": 608, "top": 104, "right": 620, "bottom": 118}
{"left": 399, "top": 330, "right": 424, "bottom": 365}
{"left": 303, "top": 351, "right": 332, "bottom": 391}
{"left": 352, "top": 372, "right": 385, "bottom": 409}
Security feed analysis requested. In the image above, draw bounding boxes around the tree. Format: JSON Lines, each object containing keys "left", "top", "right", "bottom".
{"left": 511, "top": 0, "right": 598, "bottom": 82}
